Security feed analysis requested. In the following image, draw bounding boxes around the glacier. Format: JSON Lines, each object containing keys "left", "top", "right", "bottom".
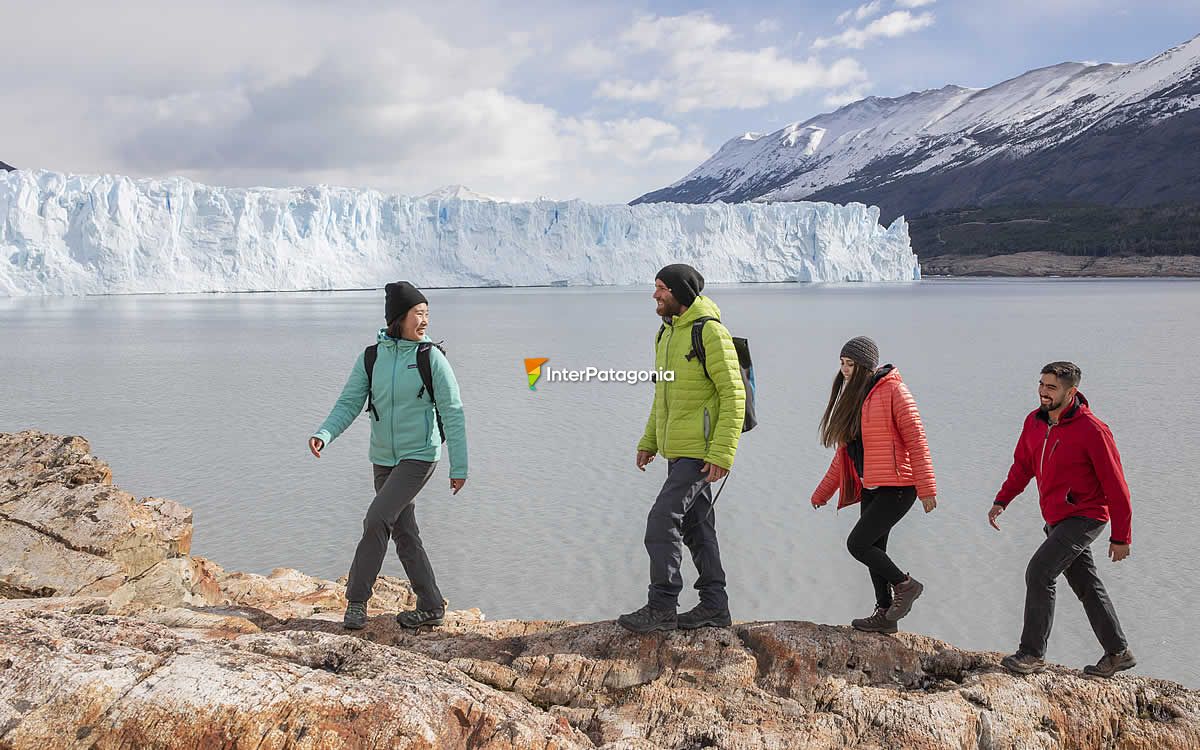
{"left": 0, "top": 170, "right": 919, "bottom": 297}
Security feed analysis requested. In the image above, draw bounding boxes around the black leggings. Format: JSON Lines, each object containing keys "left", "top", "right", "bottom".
{"left": 846, "top": 486, "right": 917, "bottom": 610}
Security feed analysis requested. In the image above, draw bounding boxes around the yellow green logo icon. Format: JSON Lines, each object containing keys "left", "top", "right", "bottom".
{"left": 524, "top": 358, "right": 549, "bottom": 390}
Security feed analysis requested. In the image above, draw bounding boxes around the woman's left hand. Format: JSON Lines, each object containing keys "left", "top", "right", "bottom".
{"left": 450, "top": 478, "right": 467, "bottom": 495}
{"left": 920, "top": 495, "right": 937, "bottom": 513}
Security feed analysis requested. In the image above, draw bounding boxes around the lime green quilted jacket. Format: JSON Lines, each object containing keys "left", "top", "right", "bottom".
{"left": 637, "top": 296, "right": 745, "bottom": 470}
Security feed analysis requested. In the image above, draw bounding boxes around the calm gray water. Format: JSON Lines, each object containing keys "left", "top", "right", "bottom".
{"left": 2, "top": 279, "right": 1197, "bottom": 686}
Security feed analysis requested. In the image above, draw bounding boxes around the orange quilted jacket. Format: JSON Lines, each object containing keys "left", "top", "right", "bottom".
{"left": 812, "top": 368, "right": 937, "bottom": 509}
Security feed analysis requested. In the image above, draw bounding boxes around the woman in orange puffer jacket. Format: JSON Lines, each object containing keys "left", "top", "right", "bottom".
{"left": 811, "top": 336, "right": 938, "bottom": 634}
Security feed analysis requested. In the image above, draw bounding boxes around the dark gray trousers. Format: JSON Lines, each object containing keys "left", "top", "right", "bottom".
{"left": 345, "top": 460, "right": 442, "bottom": 610}
{"left": 645, "top": 457, "right": 728, "bottom": 611}
{"left": 1020, "top": 516, "right": 1128, "bottom": 658}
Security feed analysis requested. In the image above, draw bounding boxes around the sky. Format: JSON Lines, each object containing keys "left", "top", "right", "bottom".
{"left": 3, "top": 1, "right": 1198, "bottom": 203}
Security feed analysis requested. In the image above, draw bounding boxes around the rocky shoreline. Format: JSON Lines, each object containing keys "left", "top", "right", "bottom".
{"left": 2, "top": 430, "right": 1198, "bottom": 749}
{"left": 919, "top": 251, "right": 1200, "bottom": 278}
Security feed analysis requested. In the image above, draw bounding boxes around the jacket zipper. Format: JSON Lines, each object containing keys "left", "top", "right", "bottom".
{"left": 391, "top": 345, "right": 399, "bottom": 464}
{"left": 1039, "top": 424, "right": 1055, "bottom": 475}
{"left": 661, "top": 324, "right": 673, "bottom": 450}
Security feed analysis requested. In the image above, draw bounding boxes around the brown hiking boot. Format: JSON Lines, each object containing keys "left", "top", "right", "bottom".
{"left": 1001, "top": 651, "right": 1047, "bottom": 675}
{"left": 851, "top": 607, "right": 897, "bottom": 634}
{"left": 1083, "top": 649, "right": 1137, "bottom": 678}
{"left": 885, "top": 576, "right": 923, "bottom": 621}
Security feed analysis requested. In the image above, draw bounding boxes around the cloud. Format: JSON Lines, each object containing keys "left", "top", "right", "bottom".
{"left": 895, "top": 0, "right": 936, "bottom": 7}
{"left": 755, "top": 18, "right": 782, "bottom": 34}
{"left": 813, "top": 10, "right": 935, "bottom": 50}
{"left": 836, "top": 1, "right": 884, "bottom": 25}
{"left": 596, "top": 13, "right": 868, "bottom": 113}
{"left": 0, "top": 0, "right": 712, "bottom": 203}
{"left": 565, "top": 41, "right": 621, "bottom": 76}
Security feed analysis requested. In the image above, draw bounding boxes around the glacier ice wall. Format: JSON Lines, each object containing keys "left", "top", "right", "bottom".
{"left": 0, "top": 170, "right": 919, "bottom": 296}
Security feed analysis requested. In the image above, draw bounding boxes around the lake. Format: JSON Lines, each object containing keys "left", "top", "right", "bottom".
{"left": 2, "top": 278, "right": 1197, "bottom": 686}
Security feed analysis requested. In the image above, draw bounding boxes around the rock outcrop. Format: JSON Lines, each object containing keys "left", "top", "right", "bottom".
{"left": 0, "top": 430, "right": 1197, "bottom": 749}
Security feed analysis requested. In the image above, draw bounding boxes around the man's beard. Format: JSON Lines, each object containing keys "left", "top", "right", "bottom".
{"left": 1040, "top": 396, "right": 1067, "bottom": 412}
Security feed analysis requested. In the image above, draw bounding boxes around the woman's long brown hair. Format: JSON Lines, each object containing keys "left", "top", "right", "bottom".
{"left": 818, "top": 365, "right": 874, "bottom": 448}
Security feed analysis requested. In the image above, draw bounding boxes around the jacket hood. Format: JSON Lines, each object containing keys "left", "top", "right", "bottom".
{"left": 666, "top": 295, "right": 721, "bottom": 328}
{"left": 1034, "top": 391, "right": 1090, "bottom": 424}
{"left": 869, "top": 365, "right": 897, "bottom": 391}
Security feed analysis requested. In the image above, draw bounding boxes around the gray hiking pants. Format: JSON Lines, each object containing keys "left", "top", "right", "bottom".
{"left": 345, "top": 460, "right": 443, "bottom": 610}
{"left": 644, "top": 457, "right": 729, "bottom": 611}
{"left": 1019, "top": 516, "right": 1128, "bottom": 658}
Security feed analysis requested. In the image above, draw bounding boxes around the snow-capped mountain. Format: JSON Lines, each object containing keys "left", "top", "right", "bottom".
{"left": 0, "top": 170, "right": 919, "bottom": 296}
{"left": 634, "top": 35, "right": 1200, "bottom": 219}
{"left": 0, "top": 160, "right": 13, "bottom": 172}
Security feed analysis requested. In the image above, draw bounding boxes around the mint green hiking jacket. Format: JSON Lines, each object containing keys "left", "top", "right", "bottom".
{"left": 313, "top": 329, "right": 468, "bottom": 478}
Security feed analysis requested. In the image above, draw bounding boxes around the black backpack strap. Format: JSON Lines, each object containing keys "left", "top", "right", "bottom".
{"left": 363, "top": 345, "right": 379, "bottom": 421}
{"left": 416, "top": 342, "right": 447, "bottom": 443}
{"left": 656, "top": 323, "right": 667, "bottom": 343}
{"left": 687, "top": 316, "right": 718, "bottom": 378}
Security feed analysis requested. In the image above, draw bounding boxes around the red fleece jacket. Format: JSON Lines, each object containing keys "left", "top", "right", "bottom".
{"left": 994, "top": 393, "right": 1133, "bottom": 544}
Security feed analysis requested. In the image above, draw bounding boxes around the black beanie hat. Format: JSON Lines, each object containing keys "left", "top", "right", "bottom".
{"left": 655, "top": 264, "right": 704, "bottom": 307}
{"left": 385, "top": 281, "right": 428, "bottom": 324}
{"left": 840, "top": 336, "right": 880, "bottom": 371}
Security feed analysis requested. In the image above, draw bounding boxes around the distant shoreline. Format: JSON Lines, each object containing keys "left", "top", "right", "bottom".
{"left": 920, "top": 251, "right": 1200, "bottom": 278}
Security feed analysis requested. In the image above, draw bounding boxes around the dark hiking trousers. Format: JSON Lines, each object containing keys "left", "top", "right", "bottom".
{"left": 1019, "top": 516, "right": 1128, "bottom": 658}
{"left": 645, "top": 457, "right": 729, "bottom": 611}
{"left": 345, "top": 460, "right": 443, "bottom": 610}
{"left": 846, "top": 486, "right": 917, "bottom": 610}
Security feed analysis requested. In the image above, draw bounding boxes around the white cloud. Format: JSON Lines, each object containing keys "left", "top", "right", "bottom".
{"left": 813, "top": 10, "right": 935, "bottom": 50}
{"left": 0, "top": 0, "right": 711, "bottom": 203}
{"left": 565, "top": 41, "right": 621, "bottom": 76}
{"left": 755, "top": 18, "right": 782, "bottom": 34}
{"left": 596, "top": 13, "right": 868, "bottom": 113}
{"left": 895, "top": 0, "right": 936, "bottom": 7}
{"left": 836, "top": 1, "right": 884, "bottom": 25}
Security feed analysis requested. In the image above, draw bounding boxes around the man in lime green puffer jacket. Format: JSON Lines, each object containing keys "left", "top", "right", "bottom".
{"left": 619, "top": 264, "right": 746, "bottom": 634}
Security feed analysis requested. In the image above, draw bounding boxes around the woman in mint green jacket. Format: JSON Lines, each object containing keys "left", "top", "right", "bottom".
{"left": 308, "top": 282, "right": 468, "bottom": 630}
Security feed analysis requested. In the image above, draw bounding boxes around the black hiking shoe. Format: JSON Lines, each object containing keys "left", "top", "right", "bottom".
{"left": 678, "top": 604, "right": 732, "bottom": 630}
{"left": 617, "top": 604, "right": 677, "bottom": 633}
{"left": 1001, "top": 651, "right": 1047, "bottom": 675}
{"left": 343, "top": 601, "right": 367, "bottom": 630}
{"left": 396, "top": 607, "right": 445, "bottom": 629}
{"left": 851, "top": 607, "right": 898, "bottom": 634}
{"left": 886, "top": 576, "right": 924, "bottom": 621}
{"left": 1083, "top": 649, "right": 1137, "bottom": 678}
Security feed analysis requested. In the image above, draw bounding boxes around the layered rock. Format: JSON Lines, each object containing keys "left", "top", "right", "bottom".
{"left": 0, "top": 429, "right": 1197, "bottom": 749}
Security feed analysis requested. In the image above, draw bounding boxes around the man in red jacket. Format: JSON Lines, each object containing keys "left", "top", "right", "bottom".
{"left": 989, "top": 362, "right": 1135, "bottom": 678}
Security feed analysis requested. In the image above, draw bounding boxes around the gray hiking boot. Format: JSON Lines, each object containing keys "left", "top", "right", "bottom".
{"left": 1001, "top": 651, "right": 1047, "bottom": 675}
{"left": 343, "top": 601, "right": 367, "bottom": 630}
{"left": 851, "top": 607, "right": 898, "bottom": 634}
{"left": 886, "top": 576, "right": 924, "bottom": 621}
{"left": 678, "top": 603, "right": 732, "bottom": 630}
{"left": 1083, "top": 649, "right": 1137, "bottom": 678}
{"left": 617, "top": 604, "right": 677, "bottom": 633}
{"left": 396, "top": 607, "right": 445, "bottom": 629}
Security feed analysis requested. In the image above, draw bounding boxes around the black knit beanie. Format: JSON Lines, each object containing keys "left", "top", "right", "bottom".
{"left": 655, "top": 264, "right": 704, "bottom": 308}
{"left": 840, "top": 336, "right": 879, "bottom": 371}
{"left": 385, "top": 281, "right": 428, "bottom": 324}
